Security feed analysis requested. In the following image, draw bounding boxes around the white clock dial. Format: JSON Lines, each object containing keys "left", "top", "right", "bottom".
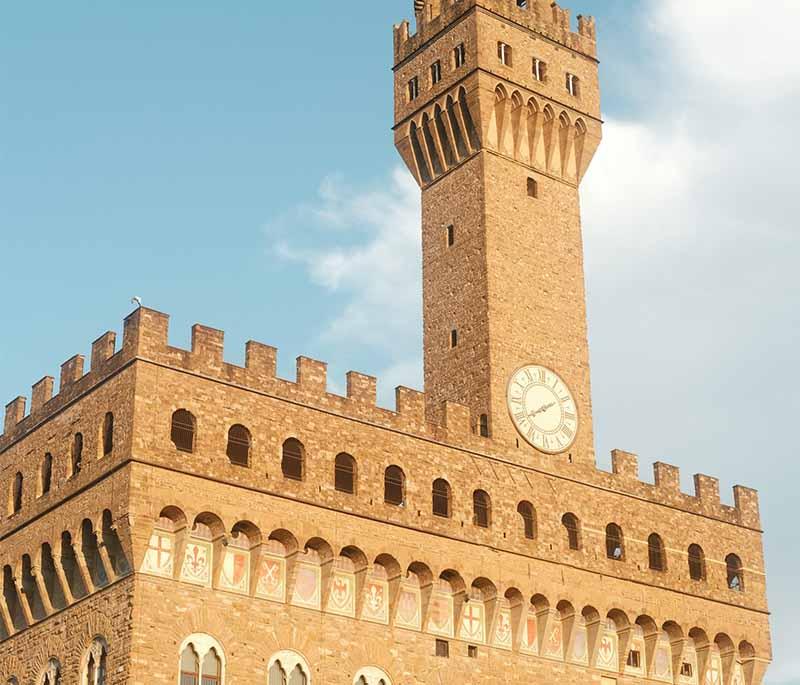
{"left": 507, "top": 365, "right": 579, "bottom": 454}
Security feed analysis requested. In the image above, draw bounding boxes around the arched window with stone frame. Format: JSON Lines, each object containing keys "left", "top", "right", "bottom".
{"left": 171, "top": 410, "right": 197, "bottom": 453}
{"left": 226, "top": 424, "right": 251, "bottom": 467}
{"left": 562, "top": 512, "right": 581, "bottom": 550}
{"left": 281, "top": 438, "right": 305, "bottom": 481}
{"left": 40, "top": 452, "right": 53, "bottom": 496}
{"left": 384, "top": 465, "right": 405, "bottom": 506}
{"left": 432, "top": 478, "right": 451, "bottom": 518}
{"left": 101, "top": 412, "right": 114, "bottom": 456}
{"left": 606, "top": 523, "right": 625, "bottom": 561}
{"left": 10, "top": 472, "right": 23, "bottom": 514}
{"left": 517, "top": 500, "right": 536, "bottom": 539}
{"left": 726, "top": 553, "right": 745, "bottom": 592}
{"left": 648, "top": 533, "right": 666, "bottom": 571}
{"left": 179, "top": 634, "right": 225, "bottom": 685}
{"left": 473, "top": 490, "right": 491, "bottom": 528}
{"left": 268, "top": 651, "right": 311, "bottom": 685}
{"left": 72, "top": 432, "right": 84, "bottom": 476}
{"left": 334, "top": 453, "right": 357, "bottom": 494}
{"left": 688, "top": 544, "right": 706, "bottom": 581}
{"left": 82, "top": 636, "right": 109, "bottom": 685}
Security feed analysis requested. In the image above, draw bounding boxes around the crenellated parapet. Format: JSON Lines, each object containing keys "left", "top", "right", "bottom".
{"left": 394, "top": 0, "right": 597, "bottom": 65}
{"left": 1, "top": 309, "right": 762, "bottom": 531}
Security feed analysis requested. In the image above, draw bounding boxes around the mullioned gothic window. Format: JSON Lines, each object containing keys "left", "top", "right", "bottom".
{"left": 83, "top": 637, "right": 108, "bottom": 685}
{"left": 180, "top": 635, "right": 224, "bottom": 685}
{"left": 269, "top": 651, "right": 311, "bottom": 685}
{"left": 40, "top": 659, "right": 62, "bottom": 685}
{"left": 354, "top": 667, "right": 392, "bottom": 685}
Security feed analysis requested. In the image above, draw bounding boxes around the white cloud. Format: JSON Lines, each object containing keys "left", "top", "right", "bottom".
{"left": 268, "top": 166, "right": 423, "bottom": 396}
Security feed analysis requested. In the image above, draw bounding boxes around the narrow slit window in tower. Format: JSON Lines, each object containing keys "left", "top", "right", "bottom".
{"left": 408, "top": 76, "right": 420, "bottom": 102}
{"left": 431, "top": 60, "right": 442, "bottom": 85}
{"left": 454, "top": 43, "right": 466, "bottom": 68}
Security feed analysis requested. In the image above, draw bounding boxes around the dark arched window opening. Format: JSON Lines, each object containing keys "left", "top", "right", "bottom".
{"left": 432, "top": 479, "right": 451, "bottom": 518}
{"left": 41, "top": 453, "right": 53, "bottom": 496}
{"left": 517, "top": 501, "right": 536, "bottom": 539}
{"left": 41, "top": 543, "right": 67, "bottom": 611}
{"left": 11, "top": 472, "right": 23, "bottom": 514}
{"left": 61, "top": 531, "right": 88, "bottom": 600}
{"left": 226, "top": 424, "right": 251, "bottom": 466}
{"left": 726, "top": 553, "right": 744, "bottom": 592}
{"left": 473, "top": 490, "right": 491, "bottom": 528}
{"left": 102, "top": 509, "right": 130, "bottom": 576}
{"left": 82, "top": 519, "right": 109, "bottom": 589}
{"left": 72, "top": 433, "right": 84, "bottom": 476}
{"left": 688, "top": 544, "right": 706, "bottom": 581}
{"left": 478, "top": 414, "right": 490, "bottom": 438}
{"left": 102, "top": 412, "right": 114, "bottom": 456}
{"left": 384, "top": 465, "right": 405, "bottom": 506}
{"left": 334, "top": 453, "right": 356, "bottom": 494}
{"left": 562, "top": 513, "right": 580, "bottom": 550}
{"left": 281, "top": 438, "right": 305, "bottom": 481}
{"left": 3, "top": 565, "right": 27, "bottom": 631}
{"left": 648, "top": 533, "right": 666, "bottom": 571}
{"left": 171, "top": 410, "right": 196, "bottom": 453}
{"left": 606, "top": 523, "right": 624, "bottom": 561}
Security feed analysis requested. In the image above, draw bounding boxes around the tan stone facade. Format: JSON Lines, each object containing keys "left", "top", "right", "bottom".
{"left": 0, "top": 1, "right": 772, "bottom": 684}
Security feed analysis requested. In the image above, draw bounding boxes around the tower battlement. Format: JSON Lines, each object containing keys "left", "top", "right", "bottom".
{"left": 394, "top": 0, "right": 597, "bottom": 64}
{"left": 1, "top": 309, "right": 762, "bottom": 530}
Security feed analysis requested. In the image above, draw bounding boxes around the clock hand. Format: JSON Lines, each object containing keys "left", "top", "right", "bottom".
{"left": 529, "top": 402, "right": 556, "bottom": 419}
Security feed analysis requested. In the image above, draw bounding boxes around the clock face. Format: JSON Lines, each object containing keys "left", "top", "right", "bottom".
{"left": 507, "top": 365, "right": 579, "bottom": 454}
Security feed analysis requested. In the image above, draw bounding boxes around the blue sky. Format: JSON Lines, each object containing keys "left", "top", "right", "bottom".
{"left": 1, "top": 1, "right": 797, "bottom": 682}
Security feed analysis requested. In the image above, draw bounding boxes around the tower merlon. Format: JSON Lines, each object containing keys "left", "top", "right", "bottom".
{"left": 4, "top": 397, "right": 26, "bottom": 435}
{"left": 395, "top": 0, "right": 597, "bottom": 65}
{"left": 59, "top": 354, "right": 86, "bottom": 395}
{"left": 30, "top": 376, "right": 54, "bottom": 413}
{"left": 346, "top": 371, "right": 378, "bottom": 407}
{"left": 91, "top": 331, "right": 117, "bottom": 372}
{"left": 611, "top": 449, "right": 639, "bottom": 481}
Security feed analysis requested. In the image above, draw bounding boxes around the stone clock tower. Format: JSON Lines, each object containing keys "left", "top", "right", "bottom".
{"left": 394, "top": 0, "right": 602, "bottom": 465}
